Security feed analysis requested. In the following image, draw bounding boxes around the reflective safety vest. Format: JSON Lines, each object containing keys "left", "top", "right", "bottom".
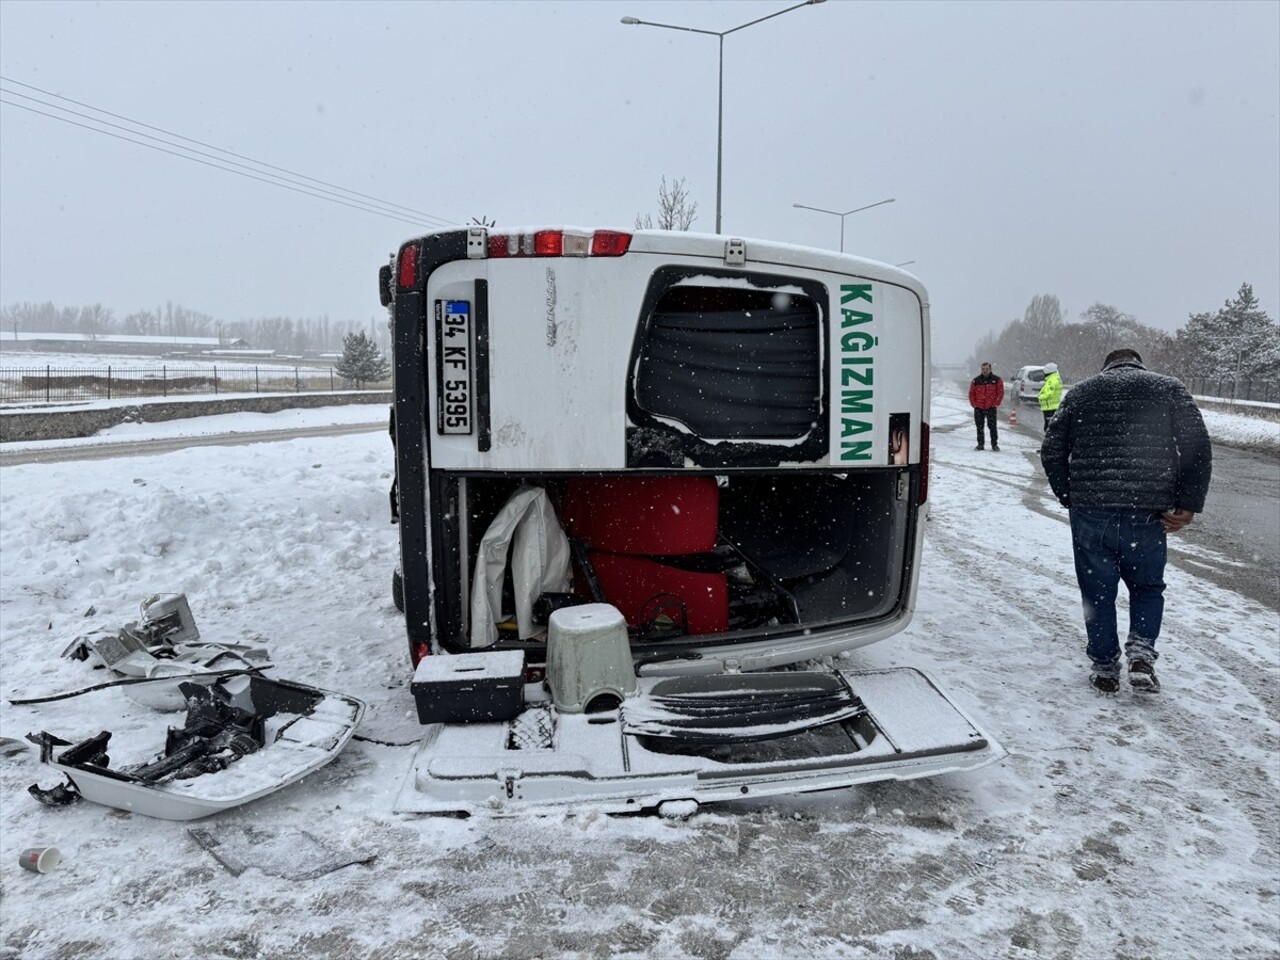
{"left": 1038, "top": 371, "right": 1063, "bottom": 411}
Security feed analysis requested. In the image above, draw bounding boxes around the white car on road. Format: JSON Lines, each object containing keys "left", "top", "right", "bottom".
{"left": 1012, "top": 365, "right": 1047, "bottom": 402}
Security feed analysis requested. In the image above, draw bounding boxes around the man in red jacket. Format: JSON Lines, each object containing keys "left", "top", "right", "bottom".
{"left": 969, "top": 361, "right": 1005, "bottom": 450}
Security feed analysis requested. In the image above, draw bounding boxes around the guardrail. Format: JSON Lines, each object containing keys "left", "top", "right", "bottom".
{"left": 0, "top": 366, "right": 392, "bottom": 404}
{"left": 1182, "top": 377, "right": 1278, "bottom": 403}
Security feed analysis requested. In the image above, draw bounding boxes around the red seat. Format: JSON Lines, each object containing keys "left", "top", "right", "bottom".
{"left": 588, "top": 553, "right": 729, "bottom": 635}
{"left": 563, "top": 477, "right": 727, "bottom": 636}
{"left": 563, "top": 476, "right": 718, "bottom": 555}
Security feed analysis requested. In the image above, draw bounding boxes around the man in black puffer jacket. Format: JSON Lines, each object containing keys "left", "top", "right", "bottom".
{"left": 1041, "top": 348, "right": 1211, "bottom": 695}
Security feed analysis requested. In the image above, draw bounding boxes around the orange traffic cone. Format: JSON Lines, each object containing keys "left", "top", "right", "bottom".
{"left": 1009, "top": 407, "right": 1018, "bottom": 425}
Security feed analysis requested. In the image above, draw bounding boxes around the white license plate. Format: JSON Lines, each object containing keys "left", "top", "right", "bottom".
{"left": 436, "top": 299, "right": 473, "bottom": 435}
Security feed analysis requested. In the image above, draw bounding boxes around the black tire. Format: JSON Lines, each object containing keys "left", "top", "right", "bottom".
{"left": 392, "top": 569, "right": 404, "bottom": 612}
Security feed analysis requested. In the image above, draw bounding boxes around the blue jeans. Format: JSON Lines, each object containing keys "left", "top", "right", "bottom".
{"left": 1068, "top": 507, "right": 1167, "bottom": 677}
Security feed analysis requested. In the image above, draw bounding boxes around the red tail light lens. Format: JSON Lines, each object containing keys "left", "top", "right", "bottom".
{"left": 410, "top": 638, "right": 430, "bottom": 667}
{"left": 591, "top": 230, "right": 632, "bottom": 256}
{"left": 534, "top": 230, "right": 564, "bottom": 256}
{"left": 919, "top": 421, "right": 930, "bottom": 504}
{"left": 397, "top": 242, "right": 419, "bottom": 289}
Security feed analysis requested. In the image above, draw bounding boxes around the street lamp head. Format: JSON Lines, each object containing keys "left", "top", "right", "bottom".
{"left": 623, "top": 1, "right": 826, "bottom": 232}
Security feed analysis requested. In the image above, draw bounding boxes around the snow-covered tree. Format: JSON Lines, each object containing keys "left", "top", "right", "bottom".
{"left": 334, "top": 330, "right": 390, "bottom": 388}
{"left": 1178, "top": 283, "right": 1278, "bottom": 380}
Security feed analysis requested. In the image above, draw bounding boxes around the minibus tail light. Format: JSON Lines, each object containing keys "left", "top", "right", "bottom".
{"left": 397, "top": 242, "right": 419, "bottom": 289}
{"left": 534, "top": 230, "right": 564, "bottom": 256}
{"left": 590, "top": 230, "right": 632, "bottom": 256}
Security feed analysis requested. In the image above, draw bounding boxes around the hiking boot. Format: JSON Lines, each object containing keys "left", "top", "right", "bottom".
{"left": 1090, "top": 673, "right": 1120, "bottom": 693}
{"left": 991, "top": 444, "right": 1000, "bottom": 451}
{"left": 1129, "top": 659, "right": 1160, "bottom": 693}
{"left": 975, "top": 444, "right": 984, "bottom": 451}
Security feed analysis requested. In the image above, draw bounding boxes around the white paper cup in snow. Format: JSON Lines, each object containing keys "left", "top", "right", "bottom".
{"left": 18, "top": 847, "right": 60, "bottom": 874}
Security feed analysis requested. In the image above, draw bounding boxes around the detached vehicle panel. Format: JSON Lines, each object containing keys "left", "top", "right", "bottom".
{"left": 384, "top": 227, "right": 1002, "bottom": 814}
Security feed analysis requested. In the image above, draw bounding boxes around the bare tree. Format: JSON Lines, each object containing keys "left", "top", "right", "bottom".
{"left": 1080, "top": 303, "right": 1137, "bottom": 357}
{"left": 1023, "top": 294, "right": 1064, "bottom": 331}
{"left": 635, "top": 176, "right": 698, "bottom": 231}
{"left": 78, "top": 303, "right": 112, "bottom": 340}
{"left": 2, "top": 303, "right": 20, "bottom": 340}
{"left": 121, "top": 309, "right": 156, "bottom": 336}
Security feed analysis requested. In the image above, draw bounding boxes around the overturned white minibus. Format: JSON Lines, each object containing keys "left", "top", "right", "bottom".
{"left": 383, "top": 227, "right": 1001, "bottom": 815}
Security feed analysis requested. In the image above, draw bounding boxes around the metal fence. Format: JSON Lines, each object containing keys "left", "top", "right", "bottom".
{"left": 0, "top": 366, "right": 391, "bottom": 404}
{"left": 1183, "top": 377, "right": 1279, "bottom": 404}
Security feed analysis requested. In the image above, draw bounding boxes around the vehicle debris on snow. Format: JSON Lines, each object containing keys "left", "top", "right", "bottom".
{"left": 15, "top": 594, "right": 365, "bottom": 821}
{"left": 27, "top": 673, "right": 364, "bottom": 820}
{"left": 61, "top": 593, "right": 271, "bottom": 710}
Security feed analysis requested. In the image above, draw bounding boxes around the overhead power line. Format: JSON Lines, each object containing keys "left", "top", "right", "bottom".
{"left": 0, "top": 90, "right": 438, "bottom": 228}
{"left": 0, "top": 76, "right": 456, "bottom": 229}
{"left": 0, "top": 96, "right": 431, "bottom": 229}
{"left": 1, "top": 76, "right": 452, "bottom": 225}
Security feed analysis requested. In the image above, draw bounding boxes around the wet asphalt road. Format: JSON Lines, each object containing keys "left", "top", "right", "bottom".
{"left": 1192, "top": 444, "right": 1280, "bottom": 608}
{"left": 0, "top": 421, "right": 383, "bottom": 467}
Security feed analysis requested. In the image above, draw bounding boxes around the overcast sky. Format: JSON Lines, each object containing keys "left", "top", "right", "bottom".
{"left": 1, "top": 0, "right": 1276, "bottom": 364}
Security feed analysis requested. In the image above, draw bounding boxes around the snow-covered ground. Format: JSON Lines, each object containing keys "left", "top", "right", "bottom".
{"left": 1197, "top": 406, "right": 1280, "bottom": 454}
{"left": 0, "top": 390, "right": 1276, "bottom": 959}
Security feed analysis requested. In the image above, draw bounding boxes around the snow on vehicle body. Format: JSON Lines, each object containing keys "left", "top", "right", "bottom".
{"left": 383, "top": 226, "right": 1002, "bottom": 814}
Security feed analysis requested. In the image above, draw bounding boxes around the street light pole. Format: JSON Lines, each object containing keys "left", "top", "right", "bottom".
{"left": 716, "top": 33, "right": 724, "bottom": 234}
{"left": 622, "top": 0, "right": 827, "bottom": 234}
{"left": 792, "top": 198, "right": 896, "bottom": 252}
